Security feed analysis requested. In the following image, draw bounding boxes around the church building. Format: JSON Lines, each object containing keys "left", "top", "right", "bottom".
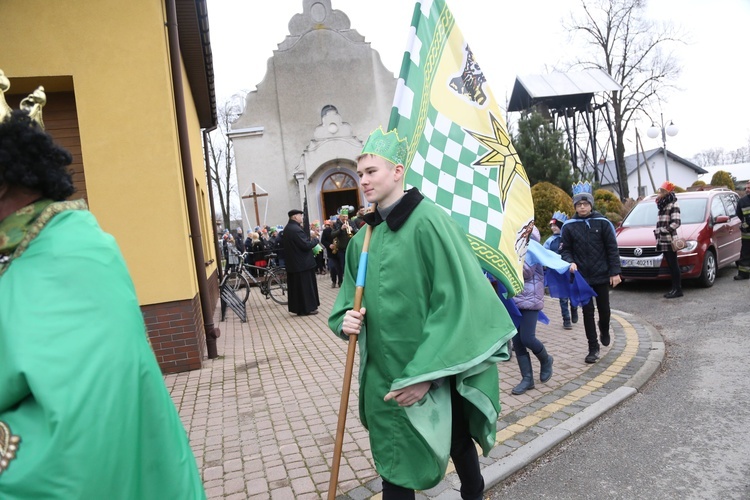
{"left": 229, "top": 0, "right": 398, "bottom": 225}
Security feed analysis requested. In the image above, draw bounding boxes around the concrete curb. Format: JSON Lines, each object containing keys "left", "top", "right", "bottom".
{"left": 479, "top": 313, "right": 666, "bottom": 495}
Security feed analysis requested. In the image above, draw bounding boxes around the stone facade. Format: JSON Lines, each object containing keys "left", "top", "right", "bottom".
{"left": 230, "top": 0, "right": 397, "bottom": 226}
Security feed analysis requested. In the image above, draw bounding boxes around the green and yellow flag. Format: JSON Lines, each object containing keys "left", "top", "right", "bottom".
{"left": 389, "top": 0, "right": 534, "bottom": 296}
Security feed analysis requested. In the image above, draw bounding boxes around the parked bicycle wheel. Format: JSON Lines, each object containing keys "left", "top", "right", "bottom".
{"left": 225, "top": 271, "right": 250, "bottom": 303}
{"left": 266, "top": 273, "right": 288, "bottom": 305}
{"left": 271, "top": 267, "right": 286, "bottom": 286}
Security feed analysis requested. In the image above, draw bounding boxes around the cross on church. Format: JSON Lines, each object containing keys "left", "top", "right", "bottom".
{"left": 241, "top": 182, "right": 268, "bottom": 227}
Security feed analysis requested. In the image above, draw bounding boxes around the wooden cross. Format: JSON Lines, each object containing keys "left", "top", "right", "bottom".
{"left": 241, "top": 182, "right": 268, "bottom": 227}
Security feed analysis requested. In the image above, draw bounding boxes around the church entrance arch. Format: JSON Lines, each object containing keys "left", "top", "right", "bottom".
{"left": 320, "top": 170, "right": 360, "bottom": 220}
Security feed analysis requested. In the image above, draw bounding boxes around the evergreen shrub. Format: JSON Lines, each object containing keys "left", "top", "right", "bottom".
{"left": 594, "top": 189, "right": 624, "bottom": 221}
{"left": 710, "top": 171, "right": 735, "bottom": 190}
{"left": 531, "top": 182, "right": 574, "bottom": 240}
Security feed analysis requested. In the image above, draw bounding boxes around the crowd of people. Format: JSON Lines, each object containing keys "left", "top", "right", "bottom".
{"left": 219, "top": 205, "right": 368, "bottom": 280}
{"left": 219, "top": 223, "right": 284, "bottom": 273}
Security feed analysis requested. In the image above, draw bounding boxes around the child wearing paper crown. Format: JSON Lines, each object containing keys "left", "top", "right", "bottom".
{"left": 561, "top": 182, "right": 622, "bottom": 364}
{"left": 543, "top": 211, "right": 578, "bottom": 329}
{"left": 329, "top": 127, "right": 515, "bottom": 497}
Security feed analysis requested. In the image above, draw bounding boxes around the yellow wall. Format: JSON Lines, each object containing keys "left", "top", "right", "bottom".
{"left": 0, "top": 0, "right": 217, "bottom": 304}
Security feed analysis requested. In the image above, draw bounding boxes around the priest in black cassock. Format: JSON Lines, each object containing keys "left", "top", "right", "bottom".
{"left": 282, "top": 209, "right": 320, "bottom": 315}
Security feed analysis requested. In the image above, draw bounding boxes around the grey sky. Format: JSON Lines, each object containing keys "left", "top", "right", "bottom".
{"left": 207, "top": 0, "right": 750, "bottom": 159}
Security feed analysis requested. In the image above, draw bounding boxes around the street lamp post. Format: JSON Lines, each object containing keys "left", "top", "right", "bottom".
{"left": 647, "top": 113, "right": 679, "bottom": 182}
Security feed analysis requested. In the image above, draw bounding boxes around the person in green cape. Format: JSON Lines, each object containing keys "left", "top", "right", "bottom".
{"left": 0, "top": 88, "right": 204, "bottom": 498}
{"left": 328, "top": 127, "right": 516, "bottom": 499}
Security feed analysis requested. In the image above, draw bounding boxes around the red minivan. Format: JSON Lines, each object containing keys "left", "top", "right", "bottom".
{"left": 616, "top": 188, "right": 742, "bottom": 287}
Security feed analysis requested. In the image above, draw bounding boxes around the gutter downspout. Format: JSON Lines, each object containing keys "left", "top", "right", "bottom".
{"left": 203, "top": 128, "right": 224, "bottom": 282}
{"left": 166, "top": 0, "right": 218, "bottom": 359}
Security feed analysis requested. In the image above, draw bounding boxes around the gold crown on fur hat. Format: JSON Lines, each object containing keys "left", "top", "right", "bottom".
{"left": 0, "top": 69, "right": 47, "bottom": 129}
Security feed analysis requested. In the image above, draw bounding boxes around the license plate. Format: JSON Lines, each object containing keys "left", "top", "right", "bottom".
{"left": 621, "top": 258, "right": 654, "bottom": 268}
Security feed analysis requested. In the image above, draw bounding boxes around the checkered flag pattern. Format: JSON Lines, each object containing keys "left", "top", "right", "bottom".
{"left": 406, "top": 108, "right": 503, "bottom": 245}
{"left": 386, "top": 0, "right": 532, "bottom": 294}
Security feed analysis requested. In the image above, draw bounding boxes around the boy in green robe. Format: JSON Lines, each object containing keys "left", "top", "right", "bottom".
{"left": 0, "top": 95, "right": 204, "bottom": 498}
{"left": 329, "top": 128, "right": 516, "bottom": 499}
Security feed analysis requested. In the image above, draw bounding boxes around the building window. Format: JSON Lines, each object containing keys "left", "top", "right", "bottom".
{"left": 322, "top": 172, "right": 357, "bottom": 190}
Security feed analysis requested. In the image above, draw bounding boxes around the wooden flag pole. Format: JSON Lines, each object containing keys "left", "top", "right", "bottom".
{"left": 327, "top": 222, "right": 373, "bottom": 500}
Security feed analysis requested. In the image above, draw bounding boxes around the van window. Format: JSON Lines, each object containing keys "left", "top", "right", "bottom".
{"left": 680, "top": 199, "right": 709, "bottom": 224}
{"left": 622, "top": 198, "right": 707, "bottom": 227}
{"left": 710, "top": 196, "right": 726, "bottom": 218}
{"left": 720, "top": 193, "right": 739, "bottom": 217}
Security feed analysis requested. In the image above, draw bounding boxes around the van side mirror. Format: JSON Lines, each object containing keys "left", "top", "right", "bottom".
{"left": 715, "top": 215, "right": 729, "bottom": 224}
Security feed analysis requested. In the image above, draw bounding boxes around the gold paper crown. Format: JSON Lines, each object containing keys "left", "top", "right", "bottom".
{"left": 0, "top": 69, "right": 47, "bottom": 129}
{"left": 361, "top": 126, "right": 408, "bottom": 166}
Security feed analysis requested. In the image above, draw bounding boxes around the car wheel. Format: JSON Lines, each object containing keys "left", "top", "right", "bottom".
{"left": 698, "top": 249, "right": 716, "bottom": 288}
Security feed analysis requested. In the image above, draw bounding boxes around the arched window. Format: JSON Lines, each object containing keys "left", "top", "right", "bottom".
{"left": 322, "top": 172, "right": 358, "bottom": 191}
{"left": 321, "top": 104, "right": 337, "bottom": 120}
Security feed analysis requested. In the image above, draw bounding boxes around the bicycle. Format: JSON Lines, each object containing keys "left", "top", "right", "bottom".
{"left": 224, "top": 250, "right": 288, "bottom": 305}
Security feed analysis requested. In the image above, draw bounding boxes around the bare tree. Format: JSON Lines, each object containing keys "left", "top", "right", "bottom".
{"left": 692, "top": 148, "right": 726, "bottom": 167}
{"left": 565, "top": 0, "right": 685, "bottom": 198}
{"left": 692, "top": 144, "right": 750, "bottom": 167}
{"left": 207, "top": 99, "right": 242, "bottom": 229}
{"left": 728, "top": 146, "right": 750, "bottom": 164}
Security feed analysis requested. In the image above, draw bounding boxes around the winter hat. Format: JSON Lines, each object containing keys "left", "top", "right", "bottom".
{"left": 572, "top": 181, "right": 594, "bottom": 206}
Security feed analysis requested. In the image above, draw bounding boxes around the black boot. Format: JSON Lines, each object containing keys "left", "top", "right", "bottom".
{"left": 570, "top": 306, "right": 578, "bottom": 324}
{"left": 584, "top": 322, "right": 600, "bottom": 363}
{"left": 599, "top": 320, "right": 611, "bottom": 346}
{"left": 534, "top": 346, "right": 553, "bottom": 383}
{"left": 585, "top": 348, "right": 600, "bottom": 364}
{"left": 512, "top": 354, "right": 535, "bottom": 395}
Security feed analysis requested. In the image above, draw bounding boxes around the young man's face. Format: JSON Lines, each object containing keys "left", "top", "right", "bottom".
{"left": 357, "top": 154, "right": 404, "bottom": 207}
{"left": 575, "top": 201, "right": 592, "bottom": 217}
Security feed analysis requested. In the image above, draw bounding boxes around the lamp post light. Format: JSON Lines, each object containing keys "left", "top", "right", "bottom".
{"left": 647, "top": 113, "right": 679, "bottom": 182}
